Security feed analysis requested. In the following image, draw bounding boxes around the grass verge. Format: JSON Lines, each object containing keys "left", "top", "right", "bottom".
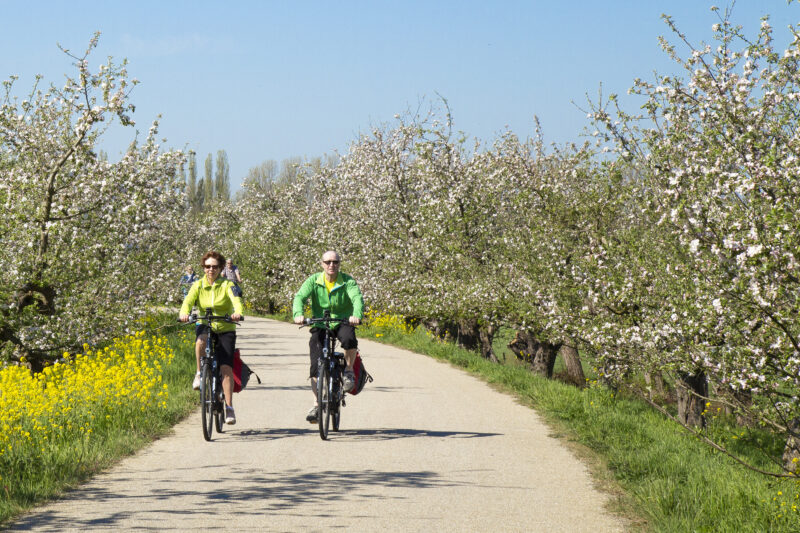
{"left": 358, "top": 321, "right": 800, "bottom": 533}
{"left": 0, "top": 312, "right": 198, "bottom": 526}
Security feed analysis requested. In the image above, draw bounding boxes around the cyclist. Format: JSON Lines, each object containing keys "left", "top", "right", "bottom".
{"left": 293, "top": 250, "right": 364, "bottom": 423}
{"left": 179, "top": 251, "right": 244, "bottom": 424}
{"left": 222, "top": 258, "right": 242, "bottom": 284}
{"left": 179, "top": 265, "right": 198, "bottom": 299}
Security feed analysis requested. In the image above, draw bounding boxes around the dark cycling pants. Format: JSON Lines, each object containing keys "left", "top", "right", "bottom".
{"left": 309, "top": 325, "right": 357, "bottom": 378}
{"left": 195, "top": 325, "right": 236, "bottom": 368}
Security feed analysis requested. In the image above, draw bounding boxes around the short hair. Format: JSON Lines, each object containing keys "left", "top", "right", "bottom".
{"left": 321, "top": 250, "right": 340, "bottom": 261}
{"left": 201, "top": 251, "right": 225, "bottom": 267}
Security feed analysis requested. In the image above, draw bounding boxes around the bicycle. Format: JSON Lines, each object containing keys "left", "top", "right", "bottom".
{"left": 184, "top": 309, "right": 241, "bottom": 441}
{"left": 301, "top": 312, "right": 352, "bottom": 440}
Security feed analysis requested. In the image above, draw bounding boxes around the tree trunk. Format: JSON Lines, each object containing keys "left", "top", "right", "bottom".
{"left": 559, "top": 344, "right": 585, "bottom": 387}
{"left": 733, "top": 388, "right": 753, "bottom": 427}
{"left": 478, "top": 323, "right": 499, "bottom": 363}
{"left": 422, "top": 318, "right": 458, "bottom": 342}
{"left": 644, "top": 372, "right": 666, "bottom": 400}
{"left": 456, "top": 319, "right": 480, "bottom": 351}
{"left": 782, "top": 418, "right": 800, "bottom": 473}
{"left": 676, "top": 370, "right": 707, "bottom": 428}
{"left": 508, "top": 330, "right": 560, "bottom": 378}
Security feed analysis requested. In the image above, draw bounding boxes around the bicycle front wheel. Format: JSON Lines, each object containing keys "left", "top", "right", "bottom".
{"left": 200, "top": 364, "right": 214, "bottom": 441}
{"left": 317, "top": 365, "right": 331, "bottom": 440}
{"left": 332, "top": 371, "right": 341, "bottom": 432}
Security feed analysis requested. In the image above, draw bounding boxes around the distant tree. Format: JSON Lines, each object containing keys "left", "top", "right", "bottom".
{"left": 242, "top": 159, "right": 279, "bottom": 192}
{"left": 215, "top": 149, "right": 230, "bottom": 201}
{"left": 278, "top": 156, "right": 303, "bottom": 184}
{"left": 203, "top": 153, "right": 214, "bottom": 205}
{"left": 187, "top": 150, "right": 200, "bottom": 212}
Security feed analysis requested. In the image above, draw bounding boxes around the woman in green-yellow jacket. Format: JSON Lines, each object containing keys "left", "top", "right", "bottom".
{"left": 179, "top": 251, "right": 243, "bottom": 424}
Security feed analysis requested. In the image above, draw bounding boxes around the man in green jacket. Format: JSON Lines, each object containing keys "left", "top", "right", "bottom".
{"left": 293, "top": 250, "right": 364, "bottom": 423}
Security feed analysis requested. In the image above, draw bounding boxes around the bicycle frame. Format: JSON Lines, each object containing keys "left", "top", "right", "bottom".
{"left": 185, "top": 308, "right": 240, "bottom": 441}
{"left": 303, "top": 312, "right": 350, "bottom": 440}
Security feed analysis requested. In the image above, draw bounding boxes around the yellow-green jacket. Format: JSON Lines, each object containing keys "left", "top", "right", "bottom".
{"left": 180, "top": 276, "right": 244, "bottom": 333}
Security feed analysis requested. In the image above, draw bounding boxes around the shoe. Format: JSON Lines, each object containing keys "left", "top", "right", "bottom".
{"left": 306, "top": 405, "right": 318, "bottom": 423}
{"left": 342, "top": 371, "right": 355, "bottom": 391}
{"left": 225, "top": 406, "right": 236, "bottom": 425}
{"left": 192, "top": 372, "right": 201, "bottom": 390}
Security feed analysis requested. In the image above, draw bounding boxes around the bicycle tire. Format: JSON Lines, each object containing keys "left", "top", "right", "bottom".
{"left": 317, "top": 365, "right": 331, "bottom": 440}
{"left": 214, "top": 385, "right": 224, "bottom": 433}
{"left": 332, "top": 368, "right": 341, "bottom": 431}
{"left": 200, "top": 364, "right": 214, "bottom": 441}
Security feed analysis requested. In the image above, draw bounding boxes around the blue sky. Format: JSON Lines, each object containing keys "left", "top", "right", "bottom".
{"left": 2, "top": 1, "right": 798, "bottom": 190}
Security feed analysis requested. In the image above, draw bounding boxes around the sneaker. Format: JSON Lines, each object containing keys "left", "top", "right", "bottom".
{"left": 306, "top": 405, "right": 318, "bottom": 423}
{"left": 342, "top": 371, "right": 355, "bottom": 391}
{"left": 225, "top": 406, "right": 236, "bottom": 425}
{"left": 192, "top": 372, "right": 201, "bottom": 390}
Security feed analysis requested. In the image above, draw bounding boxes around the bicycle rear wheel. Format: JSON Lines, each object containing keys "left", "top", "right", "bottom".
{"left": 214, "top": 385, "right": 224, "bottom": 433}
{"left": 200, "top": 364, "right": 214, "bottom": 441}
{"left": 317, "top": 365, "right": 331, "bottom": 440}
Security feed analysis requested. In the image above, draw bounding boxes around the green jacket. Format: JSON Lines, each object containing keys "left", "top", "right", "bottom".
{"left": 292, "top": 272, "right": 364, "bottom": 329}
{"left": 180, "top": 276, "right": 244, "bottom": 333}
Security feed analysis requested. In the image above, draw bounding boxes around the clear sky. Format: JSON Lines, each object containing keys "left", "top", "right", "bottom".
{"left": 2, "top": 1, "right": 798, "bottom": 190}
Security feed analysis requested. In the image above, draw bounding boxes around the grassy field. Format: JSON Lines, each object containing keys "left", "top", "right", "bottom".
{"left": 355, "top": 316, "right": 800, "bottom": 533}
{"left": 0, "top": 313, "right": 198, "bottom": 526}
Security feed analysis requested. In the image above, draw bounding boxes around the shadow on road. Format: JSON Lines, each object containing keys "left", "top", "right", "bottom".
{"left": 224, "top": 427, "right": 500, "bottom": 442}
{"left": 341, "top": 428, "right": 501, "bottom": 441}
{"left": 8, "top": 468, "right": 460, "bottom": 530}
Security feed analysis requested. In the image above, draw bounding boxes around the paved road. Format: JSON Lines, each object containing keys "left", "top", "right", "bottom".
{"left": 9, "top": 317, "right": 625, "bottom": 532}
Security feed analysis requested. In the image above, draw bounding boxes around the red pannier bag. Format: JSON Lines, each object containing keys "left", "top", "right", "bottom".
{"left": 233, "top": 349, "right": 261, "bottom": 393}
{"left": 347, "top": 352, "right": 373, "bottom": 395}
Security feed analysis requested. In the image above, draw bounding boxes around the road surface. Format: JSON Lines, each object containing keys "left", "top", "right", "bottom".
{"left": 9, "top": 317, "right": 626, "bottom": 532}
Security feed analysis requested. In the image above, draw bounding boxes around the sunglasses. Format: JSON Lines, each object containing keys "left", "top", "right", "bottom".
{"left": 204, "top": 264, "right": 221, "bottom": 270}
{"left": 322, "top": 260, "right": 340, "bottom": 265}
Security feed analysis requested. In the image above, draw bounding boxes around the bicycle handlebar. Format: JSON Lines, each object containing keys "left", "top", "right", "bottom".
{"left": 177, "top": 311, "right": 243, "bottom": 325}
{"left": 300, "top": 316, "right": 352, "bottom": 327}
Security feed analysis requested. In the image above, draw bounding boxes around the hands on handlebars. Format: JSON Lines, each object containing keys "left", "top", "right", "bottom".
{"left": 295, "top": 316, "right": 361, "bottom": 326}
{"left": 178, "top": 311, "right": 243, "bottom": 323}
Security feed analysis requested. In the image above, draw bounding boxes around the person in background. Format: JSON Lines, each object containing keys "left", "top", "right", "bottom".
{"left": 179, "top": 265, "right": 198, "bottom": 299}
{"left": 222, "top": 258, "right": 242, "bottom": 284}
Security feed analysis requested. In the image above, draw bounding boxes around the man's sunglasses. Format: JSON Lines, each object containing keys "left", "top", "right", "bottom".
{"left": 322, "top": 260, "right": 340, "bottom": 265}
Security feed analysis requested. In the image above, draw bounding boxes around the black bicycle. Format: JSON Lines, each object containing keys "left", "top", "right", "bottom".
{"left": 302, "top": 313, "right": 352, "bottom": 440}
{"left": 185, "top": 309, "right": 241, "bottom": 441}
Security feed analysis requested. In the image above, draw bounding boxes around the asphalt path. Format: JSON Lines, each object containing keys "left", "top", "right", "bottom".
{"left": 9, "top": 317, "right": 626, "bottom": 532}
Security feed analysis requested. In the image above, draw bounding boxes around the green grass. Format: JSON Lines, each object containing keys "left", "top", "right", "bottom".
{"left": 359, "top": 322, "right": 800, "bottom": 532}
{"left": 0, "top": 313, "right": 198, "bottom": 526}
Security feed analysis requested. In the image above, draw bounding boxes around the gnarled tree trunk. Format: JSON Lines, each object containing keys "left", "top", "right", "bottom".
{"left": 478, "top": 322, "right": 498, "bottom": 363}
{"left": 644, "top": 372, "right": 666, "bottom": 400}
{"left": 783, "top": 418, "right": 800, "bottom": 473}
{"left": 559, "top": 344, "right": 585, "bottom": 387}
{"left": 423, "top": 318, "right": 458, "bottom": 342}
{"left": 676, "top": 370, "right": 707, "bottom": 428}
{"left": 508, "top": 330, "right": 560, "bottom": 378}
{"left": 456, "top": 319, "right": 480, "bottom": 351}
